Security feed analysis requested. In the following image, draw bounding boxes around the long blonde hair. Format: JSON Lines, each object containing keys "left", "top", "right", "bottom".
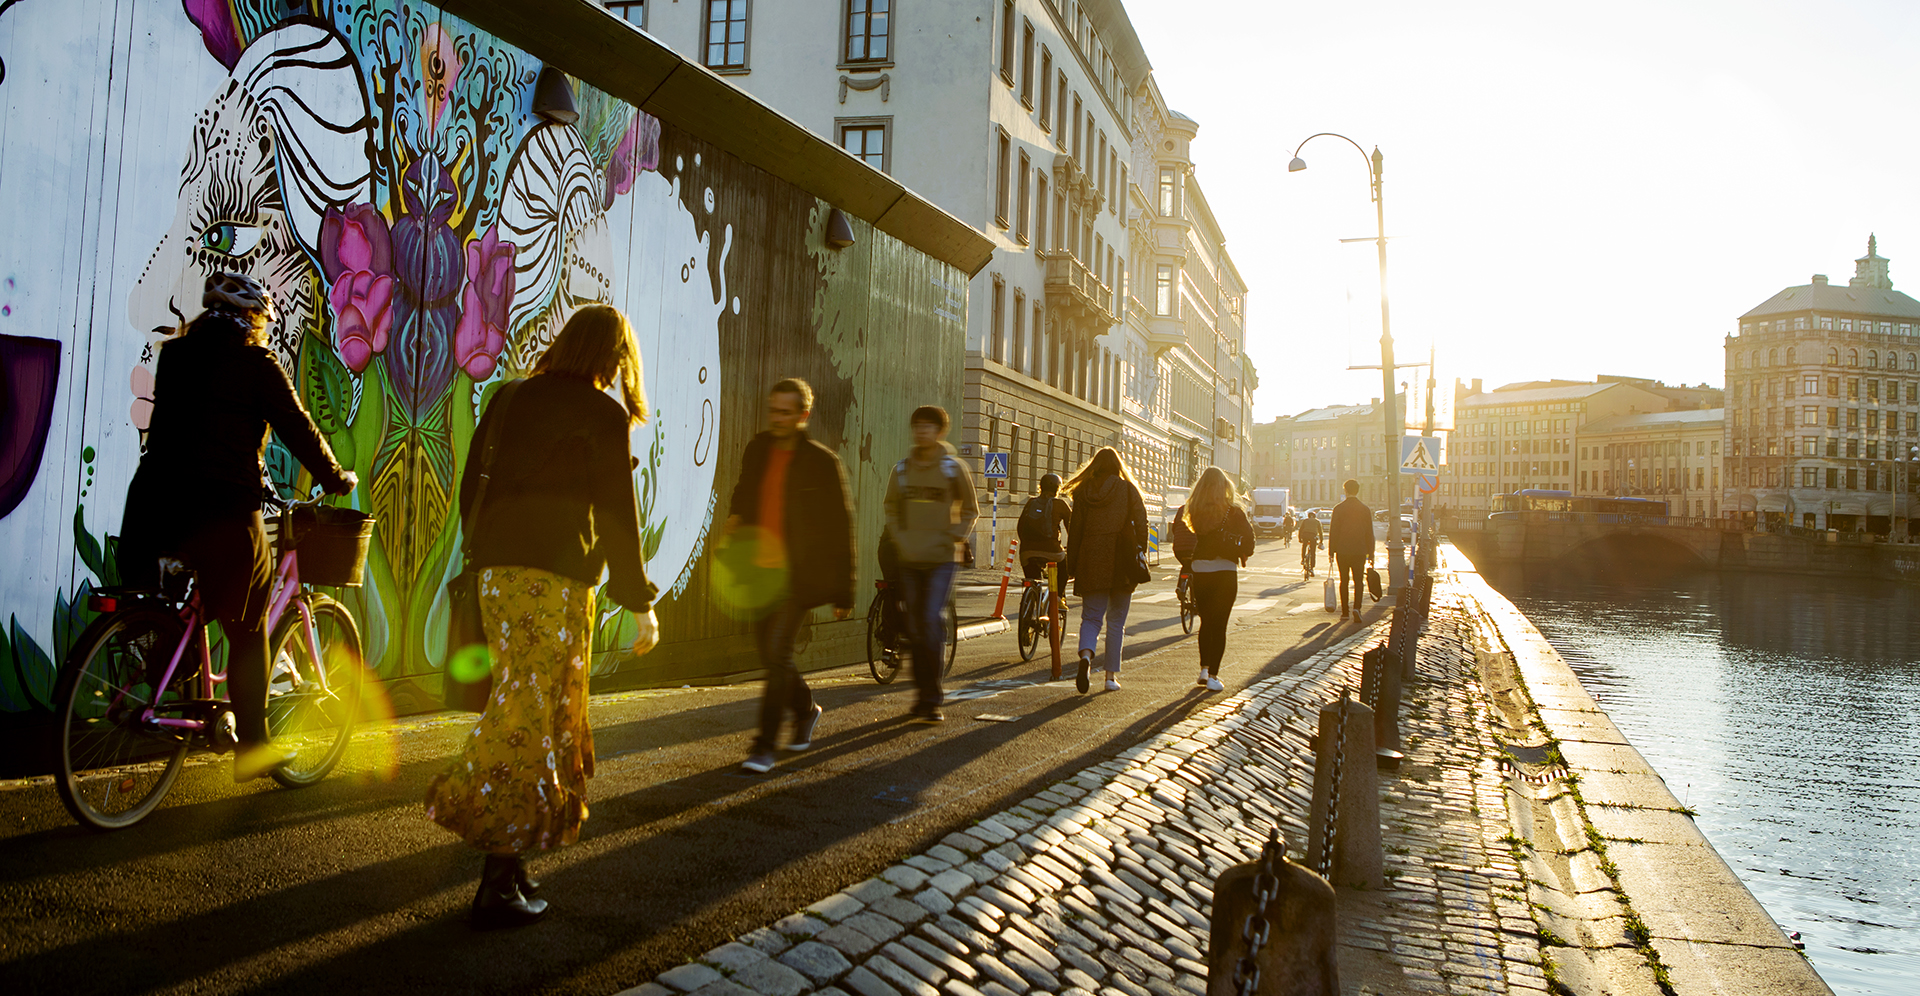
{"left": 1063, "top": 445, "right": 1138, "bottom": 499}
{"left": 1182, "top": 466, "right": 1242, "bottom": 532}
{"left": 535, "top": 304, "right": 648, "bottom": 426}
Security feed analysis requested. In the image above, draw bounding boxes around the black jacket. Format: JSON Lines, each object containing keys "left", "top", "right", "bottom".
{"left": 1189, "top": 505, "right": 1257, "bottom": 564}
{"left": 1329, "top": 496, "right": 1374, "bottom": 557}
{"left": 727, "top": 430, "right": 855, "bottom": 611}
{"left": 460, "top": 375, "right": 656, "bottom": 612}
{"left": 129, "top": 313, "right": 349, "bottom": 520}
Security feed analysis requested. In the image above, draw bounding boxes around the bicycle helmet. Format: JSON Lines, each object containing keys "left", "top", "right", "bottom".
{"left": 202, "top": 271, "right": 279, "bottom": 324}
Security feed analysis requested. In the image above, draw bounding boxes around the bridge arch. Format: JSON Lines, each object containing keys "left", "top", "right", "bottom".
{"left": 1561, "top": 529, "right": 1712, "bottom": 569}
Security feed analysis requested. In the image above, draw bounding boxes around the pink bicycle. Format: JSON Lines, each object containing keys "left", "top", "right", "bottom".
{"left": 51, "top": 496, "right": 373, "bottom": 830}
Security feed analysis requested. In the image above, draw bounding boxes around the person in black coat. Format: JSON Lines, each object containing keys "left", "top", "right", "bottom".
{"left": 1175, "top": 467, "right": 1257, "bottom": 692}
{"left": 1327, "top": 479, "right": 1374, "bottom": 620}
{"left": 117, "top": 272, "right": 355, "bottom": 784}
{"left": 723, "top": 378, "right": 855, "bottom": 774}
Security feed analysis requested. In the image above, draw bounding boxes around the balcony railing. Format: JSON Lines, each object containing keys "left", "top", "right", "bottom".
{"left": 1040, "top": 250, "right": 1117, "bottom": 329}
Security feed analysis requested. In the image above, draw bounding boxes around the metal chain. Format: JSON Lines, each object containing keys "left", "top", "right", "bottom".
{"left": 1317, "top": 688, "right": 1351, "bottom": 878}
{"left": 1232, "top": 827, "right": 1285, "bottom": 996}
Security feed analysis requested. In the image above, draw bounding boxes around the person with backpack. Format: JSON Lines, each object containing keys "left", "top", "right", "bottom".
{"left": 882, "top": 405, "right": 979, "bottom": 722}
{"left": 1061, "top": 447, "right": 1149, "bottom": 693}
{"left": 1172, "top": 467, "right": 1255, "bottom": 692}
{"left": 1016, "top": 473, "right": 1071, "bottom": 582}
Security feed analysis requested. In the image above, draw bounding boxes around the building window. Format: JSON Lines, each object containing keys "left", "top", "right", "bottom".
{"left": 1071, "top": 94, "right": 1083, "bottom": 160}
{"left": 1038, "top": 48, "right": 1053, "bottom": 127}
{"left": 1056, "top": 73, "right": 1068, "bottom": 138}
{"left": 1159, "top": 167, "right": 1176, "bottom": 216}
{"left": 1156, "top": 265, "right": 1174, "bottom": 316}
{"left": 1870, "top": 350, "right": 1880, "bottom": 369}
{"left": 1035, "top": 173, "right": 1049, "bottom": 249}
{"left": 703, "top": 0, "right": 750, "bottom": 70}
{"left": 843, "top": 0, "right": 889, "bottom": 64}
{"left": 1020, "top": 20, "right": 1035, "bottom": 107}
{"left": 999, "top": 0, "right": 1016, "bottom": 84}
{"left": 607, "top": 1, "right": 647, "bottom": 27}
{"left": 995, "top": 130, "right": 1011, "bottom": 228}
{"left": 990, "top": 277, "right": 1006, "bottom": 362}
{"left": 1015, "top": 150, "right": 1032, "bottom": 244}
{"left": 837, "top": 118, "right": 889, "bottom": 172}
{"left": 1012, "top": 291, "right": 1026, "bottom": 372}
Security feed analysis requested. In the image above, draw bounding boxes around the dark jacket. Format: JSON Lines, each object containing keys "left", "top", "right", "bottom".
{"left": 460, "top": 375, "right": 656, "bottom": 612}
{"left": 128, "top": 313, "right": 349, "bottom": 520}
{"left": 1189, "top": 505, "right": 1257, "bottom": 564}
{"left": 1329, "top": 496, "right": 1374, "bottom": 557}
{"left": 727, "top": 430, "right": 855, "bottom": 611}
{"left": 1063, "top": 475, "right": 1148, "bottom": 595}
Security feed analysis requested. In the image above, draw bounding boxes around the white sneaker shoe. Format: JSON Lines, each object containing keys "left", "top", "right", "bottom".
{"left": 1104, "top": 676, "right": 1121, "bottom": 691}
{"left": 1196, "top": 668, "right": 1210, "bottom": 686}
{"left": 1205, "top": 675, "right": 1225, "bottom": 692}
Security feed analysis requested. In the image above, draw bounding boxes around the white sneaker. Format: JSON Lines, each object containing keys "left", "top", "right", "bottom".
{"left": 1104, "top": 676, "right": 1121, "bottom": 691}
{"left": 1196, "top": 668, "right": 1210, "bottom": 686}
{"left": 1206, "top": 675, "right": 1225, "bottom": 692}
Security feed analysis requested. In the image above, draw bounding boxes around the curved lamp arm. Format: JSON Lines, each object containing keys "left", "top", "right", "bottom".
{"left": 1288, "top": 132, "right": 1382, "bottom": 201}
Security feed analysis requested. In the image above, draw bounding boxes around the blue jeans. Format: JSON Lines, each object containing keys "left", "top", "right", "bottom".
{"left": 752, "top": 598, "right": 812, "bottom": 753}
{"left": 899, "top": 561, "right": 957, "bottom": 711}
{"left": 1077, "top": 589, "right": 1133, "bottom": 673}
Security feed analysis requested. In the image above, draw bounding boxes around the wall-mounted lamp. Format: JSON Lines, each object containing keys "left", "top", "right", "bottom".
{"left": 825, "top": 208, "right": 857, "bottom": 250}
{"left": 532, "top": 66, "right": 578, "bottom": 125}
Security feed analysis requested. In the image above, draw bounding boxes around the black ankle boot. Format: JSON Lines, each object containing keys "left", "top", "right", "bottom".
{"left": 513, "top": 854, "right": 541, "bottom": 899}
{"left": 472, "top": 854, "right": 548, "bottom": 929}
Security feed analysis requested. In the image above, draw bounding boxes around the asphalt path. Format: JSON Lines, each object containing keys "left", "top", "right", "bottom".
{"left": 0, "top": 537, "right": 1390, "bottom": 996}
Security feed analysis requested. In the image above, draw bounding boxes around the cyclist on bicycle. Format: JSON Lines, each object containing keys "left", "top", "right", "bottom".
{"left": 1297, "top": 511, "right": 1322, "bottom": 578}
{"left": 116, "top": 272, "right": 356, "bottom": 783}
{"left": 1015, "top": 473, "right": 1071, "bottom": 584}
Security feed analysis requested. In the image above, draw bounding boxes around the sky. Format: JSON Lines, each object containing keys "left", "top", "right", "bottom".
{"left": 1123, "top": 0, "right": 1920, "bottom": 427}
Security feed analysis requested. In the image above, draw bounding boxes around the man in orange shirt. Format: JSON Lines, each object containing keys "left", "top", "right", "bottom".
{"left": 723, "top": 378, "right": 855, "bottom": 773}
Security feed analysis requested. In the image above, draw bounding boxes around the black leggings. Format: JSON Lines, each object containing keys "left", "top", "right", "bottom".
{"left": 1192, "top": 570, "right": 1237, "bottom": 675}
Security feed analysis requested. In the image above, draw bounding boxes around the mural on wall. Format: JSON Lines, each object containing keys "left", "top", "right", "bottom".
{"left": 0, "top": 0, "right": 737, "bottom": 715}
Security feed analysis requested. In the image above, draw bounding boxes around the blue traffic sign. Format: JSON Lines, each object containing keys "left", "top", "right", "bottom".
{"left": 983, "top": 451, "right": 1009, "bottom": 479}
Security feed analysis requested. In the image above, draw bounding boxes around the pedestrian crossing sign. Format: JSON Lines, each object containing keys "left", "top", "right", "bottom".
{"left": 1399, "top": 435, "right": 1440, "bottom": 475}
{"left": 983, "top": 451, "right": 1009, "bottom": 479}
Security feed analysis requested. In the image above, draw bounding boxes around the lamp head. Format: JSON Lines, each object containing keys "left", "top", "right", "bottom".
{"left": 1287, "top": 156, "right": 1307, "bottom": 173}
{"left": 532, "top": 66, "right": 579, "bottom": 124}
{"left": 825, "top": 207, "right": 856, "bottom": 250}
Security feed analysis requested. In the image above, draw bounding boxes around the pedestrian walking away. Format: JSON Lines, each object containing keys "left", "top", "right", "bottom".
{"left": 1329, "top": 478, "right": 1373, "bottom": 621}
{"left": 116, "top": 272, "right": 358, "bottom": 786}
{"left": 882, "top": 405, "right": 979, "bottom": 722}
{"left": 1168, "top": 467, "right": 1255, "bottom": 693}
{"left": 1061, "top": 447, "right": 1150, "bottom": 693}
{"left": 424, "top": 305, "right": 661, "bottom": 929}
{"left": 722, "top": 378, "right": 855, "bottom": 774}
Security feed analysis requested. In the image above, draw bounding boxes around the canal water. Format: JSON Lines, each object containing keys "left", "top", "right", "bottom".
{"left": 1479, "top": 563, "right": 1919, "bottom": 996}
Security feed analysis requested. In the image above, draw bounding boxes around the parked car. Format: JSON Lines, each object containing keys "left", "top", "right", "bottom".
{"left": 1373, "top": 509, "right": 1415, "bottom": 540}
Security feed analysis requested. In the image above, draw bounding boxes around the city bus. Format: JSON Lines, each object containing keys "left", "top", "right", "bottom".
{"left": 1488, "top": 490, "right": 1669, "bottom": 523}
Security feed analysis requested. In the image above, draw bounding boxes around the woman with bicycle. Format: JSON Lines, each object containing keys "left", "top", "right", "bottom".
{"left": 424, "top": 305, "right": 660, "bottom": 929}
{"left": 1061, "top": 447, "right": 1149, "bottom": 694}
{"left": 116, "top": 272, "right": 356, "bottom": 784}
{"left": 1174, "top": 468, "right": 1255, "bottom": 693}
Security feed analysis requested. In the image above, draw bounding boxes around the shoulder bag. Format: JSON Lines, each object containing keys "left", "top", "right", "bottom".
{"left": 1115, "top": 483, "right": 1152, "bottom": 585}
{"left": 443, "top": 380, "right": 524, "bottom": 712}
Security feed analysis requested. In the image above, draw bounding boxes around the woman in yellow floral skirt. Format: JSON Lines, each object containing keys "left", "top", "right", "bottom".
{"left": 426, "top": 305, "right": 660, "bottom": 929}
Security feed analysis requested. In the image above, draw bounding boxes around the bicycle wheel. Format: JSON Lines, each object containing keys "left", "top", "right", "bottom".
{"left": 867, "top": 592, "right": 901, "bottom": 684}
{"left": 1180, "top": 593, "right": 1196, "bottom": 635}
{"left": 52, "top": 607, "right": 192, "bottom": 831}
{"left": 943, "top": 598, "right": 958, "bottom": 677}
{"left": 1016, "top": 585, "right": 1043, "bottom": 662}
{"left": 268, "top": 594, "right": 364, "bottom": 788}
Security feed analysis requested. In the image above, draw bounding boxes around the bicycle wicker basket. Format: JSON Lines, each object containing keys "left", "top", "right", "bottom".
{"left": 284, "top": 504, "right": 376, "bottom": 586}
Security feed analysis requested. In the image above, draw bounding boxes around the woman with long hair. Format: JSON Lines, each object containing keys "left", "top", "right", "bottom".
{"left": 425, "top": 304, "right": 660, "bottom": 929}
{"left": 1060, "top": 446, "right": 1149, "bottom": 693}
{"left": 1179, "top": 467, "right": 1255, "bottom": 692}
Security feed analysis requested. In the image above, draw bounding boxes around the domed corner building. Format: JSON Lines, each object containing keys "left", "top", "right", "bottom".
{"left": 1726, "top": 235, "right": 1920, "bottom": 536}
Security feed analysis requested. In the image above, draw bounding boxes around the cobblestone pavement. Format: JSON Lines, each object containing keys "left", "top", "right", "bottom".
{"left": 618, "top": 586, "right": 1546, "bottom": 996}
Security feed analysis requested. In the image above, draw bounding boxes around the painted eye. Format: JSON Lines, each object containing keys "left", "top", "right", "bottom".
{"left": 199, "top": 222, "right": 263, "bottom": 256}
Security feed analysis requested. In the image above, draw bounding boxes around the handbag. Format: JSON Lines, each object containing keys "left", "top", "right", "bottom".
{"left": 1117, "top": 484, "right": 1151, "bottom": 585}
{"left": 443, "top": 380, "right": 524, "bottom": 712}
{"left": 1366, "top": 565, "right": 1383, "bottom": 600}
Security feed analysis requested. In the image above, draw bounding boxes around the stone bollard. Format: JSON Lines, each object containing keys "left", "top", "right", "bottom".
{"left": 1360, "top": 645, "right": 1402, "bottom": 751}
{"left": 1305, "top": 697, "right": 1384, "bottom": 890}
{"left": 1206, "top": 832, "right": 1340, "bottom": 996}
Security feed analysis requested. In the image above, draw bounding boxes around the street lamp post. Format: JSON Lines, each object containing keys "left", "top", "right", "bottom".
{"left": 1289, "top": 134, "right": 1406, "bottom": 586}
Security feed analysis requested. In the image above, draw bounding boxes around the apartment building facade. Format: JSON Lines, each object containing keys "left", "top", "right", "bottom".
{"left": 1723, "top": 237, "right": 1920, "bottom": 533}
{"left": 615, "top": 1, "right": 1254, "bottom": 545}
{"left": 1444, "top": 380, "right": 1671, "bottom": 512}
{"left": 1576, "top": 409, "right": 1725, "bottom": 519}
